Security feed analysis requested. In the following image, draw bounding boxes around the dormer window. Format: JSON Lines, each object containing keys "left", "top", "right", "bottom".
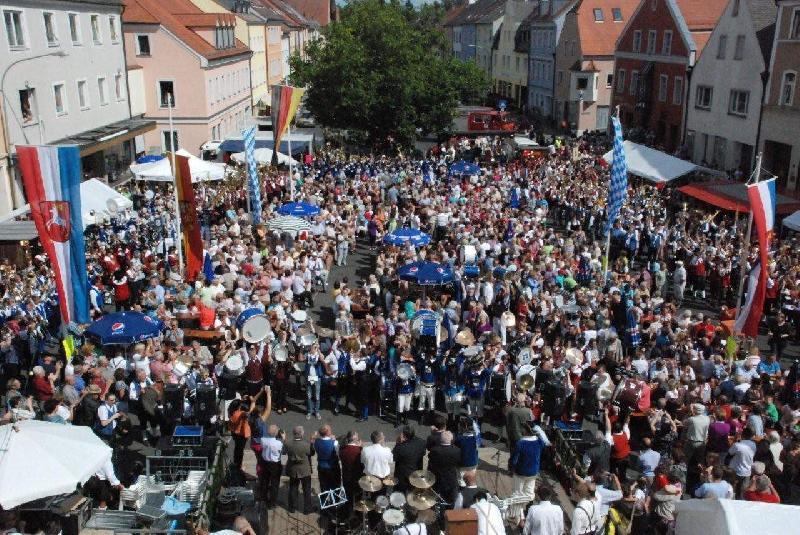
{"left": 215, "top": 25, "right": 235, "bottom": 49}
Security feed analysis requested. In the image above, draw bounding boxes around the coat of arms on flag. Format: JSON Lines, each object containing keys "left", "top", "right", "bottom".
{"left": 40, "top": 200, "right": 71, "bottom": 242}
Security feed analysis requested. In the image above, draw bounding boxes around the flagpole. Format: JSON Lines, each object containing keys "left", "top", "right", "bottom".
{"left": 733, "top": 152, "right": 761, "bottom": 347}
{"left": 287, "top": 121, "right": 294, "bottom": 201}
{"left": 168, "top": 93, "right": 184, "bottom": 275}
{"left": 602, "top": 105, "right": 622, "bottom": 280}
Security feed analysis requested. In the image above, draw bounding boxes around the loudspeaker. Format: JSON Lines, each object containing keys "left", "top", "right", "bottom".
{"left": 195, "top": 384, "right": 217, "bottom": 422}
{"left": 163, "top": 384, "right": 184, "bottom": 422}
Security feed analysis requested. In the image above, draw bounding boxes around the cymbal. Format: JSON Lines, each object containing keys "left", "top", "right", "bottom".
{"left": 408, "top": 470, "right": 436, "bottom": 489}
{"left": 316, "top": 327, "right": 335, "bottom": 338}
{"left": 406, "top": 490, "right": 437, "bottom": 510}
{"left": 353, "top": 499, "right": 374, "bottom": 513}
{"left": 454, "top": 329, "right": 475, "bottom": 347}
{"left": 382, "top": 475, "right": 398, "bottom": 486}
{"left": 358, "top": 475, "right": 384, "bottom": 492}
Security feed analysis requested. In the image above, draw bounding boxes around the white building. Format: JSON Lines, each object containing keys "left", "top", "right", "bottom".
{"left": 684, "top": 0, "right": 777, "bottom": 174}
{"left": 0, "top": 0, "right": 153, "bottom": 217}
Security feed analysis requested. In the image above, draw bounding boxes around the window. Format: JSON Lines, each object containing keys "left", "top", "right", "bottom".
{"left": 4, "top": 10, "right": 25, "bottom": 49}
{"left": 717, "top": 34, "right": 727, "bottom": 59}
{"left": 162, "top": 130, "right": 179, "bottom": 153}
{"left": 98, "top": 76, "right": 108, "bottom": 105}
{"left": 558, "top": 70, "right": 564, "bottom": 84}
{"left": 577, "top": 77, "right": 588, "bottom": 90}
{"left": 728, "top": 89, "right": 749, "bottom": 115}
{"left": 115, "top": 73, "right": 123, "bottom": 100}
{"left": 792, "top": 9, "right": 800, "bottom": 39}
{"left": 673, "top": 76, "right": 683, "bottom": 104}
{"left": 647, "top": 30, "right": 657, "bottom": 54}
{"left": 658, "top": 74, "right": 668, "bottom": 101}
{"left": 594, "top": 8, "right": 604, "bottom": 21}
{"left": 781, "top": 71, "right": 796, "bottom": 105}
{"left": 77, "top": 80, "right": 88, "bottom": 109}
{"left": 90, "top": 14, "right": 101, "bottom": 43}
{"left": 108, "top": 16, "right": 118, "bottom": 43}
{"left": 612, "top": 8, "right": 623, "bottom": 21}
{"left": 136, "top": 34, "right": 150, "bottom": 56}
{"left": 516, "top": 56, "right": 520, "bottom": 71}
{"left": 53, "top": 83, "right": 66, "bottom": 115}
{"left": 606, "top": 73, "right": 613, "bottom": 87}
{"left": 662, "top": 30, "right": 672, "bottom": 55}
{"left": 633, "top": 30, "right": 642, "bottom": 52}
{"left": 68, "top": 13, "right": 80, "bottom": 44}
{"left": 734, "top": 35, "right": 745, "bottom": 60}
{"left": 18, "top": 88, "right": 36, "bottom": 123}
{"left": 159, "top": 80, "right": 174, "bottom": 108}
{"left": 732, "top": 0, "right": 739, "bottom": 16}
{"left": 616, "top": 69, "right": 626, "bottom": 93}
{"left": 630, "top": 70, "right": 639, "bottom": 95}
{"left": 695, "top": 85, "right": 713, "bottom": 109}
{"left": 43, "top": 12, "right": 57, "bottom": 46}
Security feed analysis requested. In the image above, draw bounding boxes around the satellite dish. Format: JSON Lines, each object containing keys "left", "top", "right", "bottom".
{"left": 144, "top": 189, "right": 155, "bottom": 201}
{"left": 106, "top": 198, "right": 120, "bottom": 214}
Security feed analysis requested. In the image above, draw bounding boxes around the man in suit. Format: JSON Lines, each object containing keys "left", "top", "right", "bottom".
{"left": 506, "top": 393, "right": 533, "bottom": 453}
{"left": 284, "top": 425, "right": 314, "bottom": 514}
{"left": 428, "top": 430, "right": 461, "bottom": 505}
{"left": 392, "top": 425, "right": 426, "bottom": 491}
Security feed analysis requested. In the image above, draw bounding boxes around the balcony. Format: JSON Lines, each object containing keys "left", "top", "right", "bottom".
{"left": 569, "top": 71, "right": 597, "bottom": 103}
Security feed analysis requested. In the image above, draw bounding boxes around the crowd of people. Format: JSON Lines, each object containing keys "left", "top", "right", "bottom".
{"left": 1, "top": 134, "right": 800, "bottom": 535}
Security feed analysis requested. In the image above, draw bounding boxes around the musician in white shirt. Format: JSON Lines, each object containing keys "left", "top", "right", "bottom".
{"left": 361, "top": 430, "right": 393, "bottom": 479}
{"left": 471, "top": 490, "right": 506, "bottom": 535}
{"left": 523, "top": 485, "right": 564, "bottom": 535}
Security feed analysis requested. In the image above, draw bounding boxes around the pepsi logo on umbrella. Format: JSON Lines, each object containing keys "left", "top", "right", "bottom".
{"left": 111, "top": 322, "right": 125, "bottom": 334}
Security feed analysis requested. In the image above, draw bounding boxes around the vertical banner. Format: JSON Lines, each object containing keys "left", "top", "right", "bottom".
{"left": 604, "top": 117, "right": 628, "bottom": 232}
{"left": 174, "top": 153, "right": 203, "bottom": 281}
{"left": 735, "top": 178, "right": 777, "bottom": 336}
{"left": 17, "top": 145, "right": 89, "bottom": 324}
{"left": 270, "top": 84, "right": 305, "bottom": 159}
{"left": 242, "top": 126, "right": 262, "bottom": 223}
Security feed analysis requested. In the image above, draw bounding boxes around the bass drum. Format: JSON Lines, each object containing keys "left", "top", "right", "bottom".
{"left": 236, "top": 308, "right": 271, "bottom": 344}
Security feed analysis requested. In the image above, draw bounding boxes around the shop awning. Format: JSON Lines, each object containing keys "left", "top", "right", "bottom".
{"left": 0, "top": 221, "right": 37, "bottom": 242}
{"left": 602, "top": 140, "right": 722, "bottom": 183}
{"left": 678, "top": 180, "right": 800, "bottom": 215}
{"left": 51, "top": 118, "right": 156, "bottom": 157}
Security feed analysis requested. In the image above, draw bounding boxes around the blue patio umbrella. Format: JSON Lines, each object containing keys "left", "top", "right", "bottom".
{"left": 449, "top": 160, "right": 481, "bottom": 176}
{"left": 278, "top": 202, "right": 320, "bottom": 217}
{"left": 398, "top": 261, "right": 454, "bottom": 286}
{"left": 136, "top": 154, "right": 164, "bottom": 164}
{"left": 85, "top": 311, "right": 165, "bottom": 345}
{"left": 383, "top": 228, "right": 431, "bottom": 247}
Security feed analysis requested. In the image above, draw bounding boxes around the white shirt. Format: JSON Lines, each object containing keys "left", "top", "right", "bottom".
{"left": 472, "top": 499, "right": 506, "bottom": 535}
{"left": 95, "top": 455, "right": 121, "bottom": 486}
{"left": 361, "top": 443, "right": 393, "bottom": 478}
{"left": 523, "top": 500, "right": 564, "bottom": 535}
{"left": 394, "top": 523, "right": 426, "bottom": 535}
{"left": 571, "top": 498, "right": 600, "bottom": 535}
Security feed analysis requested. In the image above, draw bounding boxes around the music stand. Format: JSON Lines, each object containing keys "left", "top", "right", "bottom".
{"left": 318, "top": 486, "right": 347, "bottom": 510}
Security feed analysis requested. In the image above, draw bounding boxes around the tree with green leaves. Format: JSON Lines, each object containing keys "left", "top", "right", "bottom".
{"left": 289, "top": 0, "right": 487, "bottom": 151}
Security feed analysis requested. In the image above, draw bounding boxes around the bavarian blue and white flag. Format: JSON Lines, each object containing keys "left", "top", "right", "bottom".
{"left": 242, "top": 126, "right": 261, "bottom": 224}
{"left": 604, "top": 117, "right": 627, "bottom": 233}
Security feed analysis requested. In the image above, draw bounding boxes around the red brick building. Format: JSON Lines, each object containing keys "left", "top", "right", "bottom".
{"left": 611, "top": 0, "right": 727, "bottom": 151}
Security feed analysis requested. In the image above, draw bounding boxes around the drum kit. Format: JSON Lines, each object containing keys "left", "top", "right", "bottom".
{"left": 353, "top": 470, "right": 442, "bottom": 534}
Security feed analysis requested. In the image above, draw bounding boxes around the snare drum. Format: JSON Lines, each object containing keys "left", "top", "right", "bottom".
{"left": 375, "top": 495, "right": 389, "bottom": 513}
{"left": 236, "top": 308, "right": 270, "bottom": 343}
{"left": 224, "top": 354, "right": 245, "bottom": 377}
{"left": 382, "top": 509, "right": 404, "bottom": 529}
{"left": 389, "top": 492, "right": 406, "bottom": 509}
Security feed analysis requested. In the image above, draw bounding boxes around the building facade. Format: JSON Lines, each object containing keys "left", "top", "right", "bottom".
{"left": 0, "top": 0, "right": 154, "bottom": 217}
{"left": 493, "top": 0, "right": 536, "bottom": 108}
{"left": 122, "top": 0, "right": 252, "bottom": 155}
{"left": 612, "top": 0, "right": 727, "bottom": 152}
{"left": 760, "top": 0, "right": 800, "bottom": 190}
{"left": 553, "top": 0, "right": 638, "bottom": 133}
{"left": 527, "top": 0, "right": 574, "bottom": 120}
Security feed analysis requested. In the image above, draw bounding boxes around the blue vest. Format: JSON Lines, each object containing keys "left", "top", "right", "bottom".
{"left": 314, "top": 437, "right": 338, "bottom": 470}
{"left": 96, "top": 404, "right": 117, "bottom": 437}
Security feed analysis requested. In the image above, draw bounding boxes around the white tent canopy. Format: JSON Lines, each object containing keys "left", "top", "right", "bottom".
{"left": 603, "top": 140, "right": 702, "bottom": 183}
{"left": 0, "top": 420, "right": 112, "bottom": 509}
{"left": 675, "top": 498, "right": 800, "bottom": 535}
{"left": 81, "top": 178, "right": 133, "bottom": 225}
{"left": 129, "top": 149, "right": 226, "bottom": 182}
{"left": 230, "top": 147, "right": 297, "bottom": 166}
{"left": 0, "top": 178, "right": 132, "bottom": 227}
{"left": 783, "top": 210, "right": 800, "bottom": 231}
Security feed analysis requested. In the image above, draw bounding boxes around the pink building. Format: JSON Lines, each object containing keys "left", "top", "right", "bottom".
{"left": 122, "top": 0, "right": 252, "bottom": 155}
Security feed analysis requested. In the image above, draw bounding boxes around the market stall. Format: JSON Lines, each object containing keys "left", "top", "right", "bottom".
{"left": 129, "top": 149, "right": 226, "bottom": 182}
